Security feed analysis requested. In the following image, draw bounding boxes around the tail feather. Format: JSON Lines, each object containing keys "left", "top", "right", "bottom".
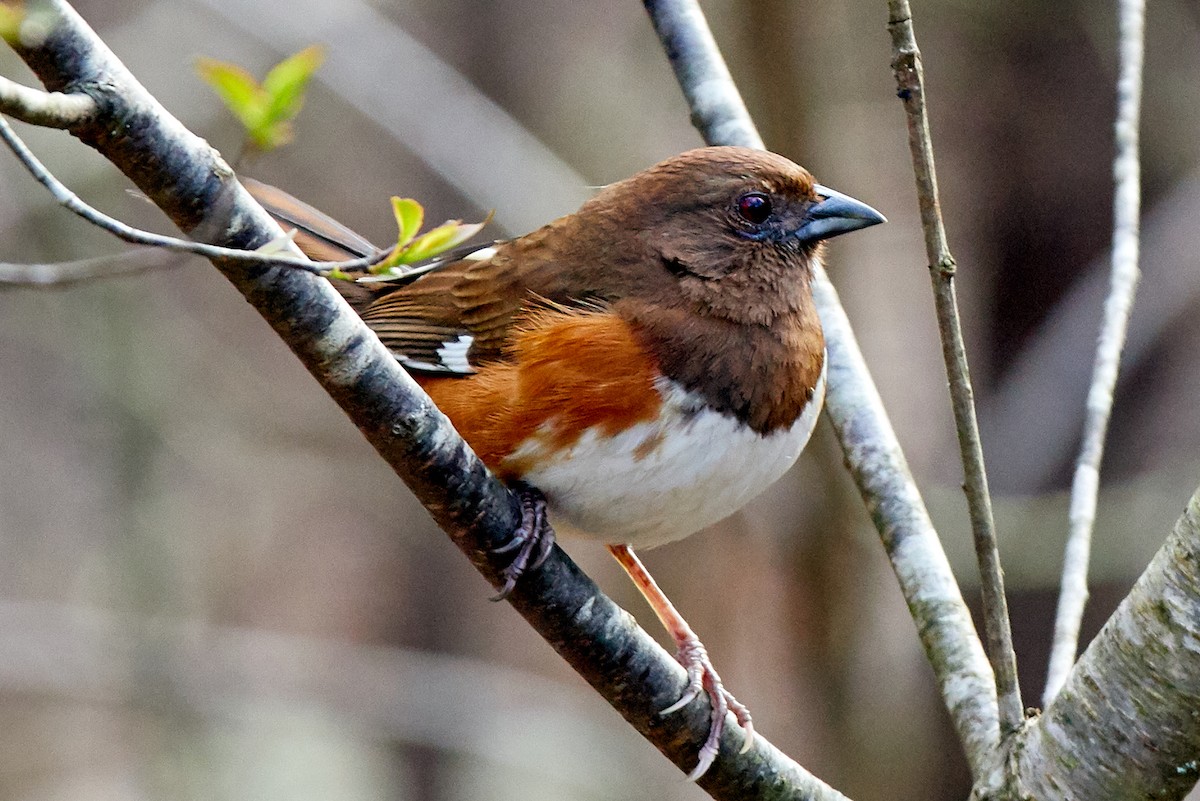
{"left": 242, "top": 177, "right": 378, "bottom": 262}
{"left": 242, "top": 177, "right": 388, "bottom": 309}
{"left": 241, "top": 177, "right": 493, "bottom": 313}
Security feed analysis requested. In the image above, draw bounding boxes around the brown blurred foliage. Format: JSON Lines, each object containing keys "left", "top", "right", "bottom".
{"left": 1, "top": 1, "right": 1199, "bottom": 799}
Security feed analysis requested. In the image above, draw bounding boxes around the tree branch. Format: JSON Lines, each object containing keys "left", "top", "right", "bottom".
{"left": 3, "top": 1, "right": 847, "bottom": 796}
{"left": 0, "top": 73, "right": 94, "bottom": 126}
{"left": 1015, "top": 490, "right": 1200, "bottom": 799}
{"left": 643, "top": 0, "right": 1000, "bottom": 779}
{"left": 641, "top": 0, "right": 762, "bottom": 151}
{"left": 1045, "top": 0, "right": 1146, "bottom": 706}
{"left": 885, "top": 0, "right": 1023, "bottom": 736}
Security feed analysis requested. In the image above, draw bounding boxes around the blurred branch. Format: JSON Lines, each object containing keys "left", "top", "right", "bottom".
{"left": 641, "top": 0, "right": 763, "bottom": 150}
{"left": 0, "top": 74, "right": 95, "bottom": 126}
{"left": 643, "top": 0, "right": 1000, "bottom": 780}
{"left": 1045, "top": 0, "right": 1146, "bottom": 706}
{"left": 0, "top": 601, "right": 662, "bottom": 795}
{"left": 3, "top": 1, "right": 843, "bottom": 796}
{"left": 0, "top": 248, "right": 177, "bottom": 286}
{"left": 979, "top": 167, "right": 1200, "bottom": 493}
{"left": 886, "top": 0, "right": 1022, "bottom": 736}
{"left": 1014, "top": 491, "right": 1200, "bottom": 800}
{"left": 189, "top": 0, "right": 591, "bottom": 233}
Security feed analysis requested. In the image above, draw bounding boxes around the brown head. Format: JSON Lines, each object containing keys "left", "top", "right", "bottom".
{"left": 531, "top": 146, "right": 885, "bottom": 325}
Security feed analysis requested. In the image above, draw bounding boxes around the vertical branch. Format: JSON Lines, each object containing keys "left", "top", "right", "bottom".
{"left": 1044, "top": 0, "right": 1146, "bottom": 706}
{"left": 644, "top": 0, "right": 1001, "bottom": 778}
{"left": 642, "top": 0, "right": 763, "bottom": 150}
{"left": 886, "top": 1, "right": 1023, "bottom": 734}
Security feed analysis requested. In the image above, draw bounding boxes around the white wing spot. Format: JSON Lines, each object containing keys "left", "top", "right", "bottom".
{"left": 437, "top": 334, "right": 476, "bottom": 373}
{"left": 463, "top": 246, "right": 497, "bottom": 262}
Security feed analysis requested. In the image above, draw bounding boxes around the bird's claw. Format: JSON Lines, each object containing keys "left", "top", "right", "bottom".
{"left": 490, "top": 484, "right": 556, "bottom": 601}
{"left": 661, "top": 637, "right": 755, "bottom": 780}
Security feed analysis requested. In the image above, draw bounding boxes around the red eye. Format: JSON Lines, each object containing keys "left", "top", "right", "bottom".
{"left": 736, "top": 192, "right": 772, "bottom": 224}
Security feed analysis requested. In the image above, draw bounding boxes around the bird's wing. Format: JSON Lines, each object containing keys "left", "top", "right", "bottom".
{"left": 359, "top": 232, "right": 590, "bottom": 373}
{"left": 244, "top": 178, "right": 593, "bottom": 375}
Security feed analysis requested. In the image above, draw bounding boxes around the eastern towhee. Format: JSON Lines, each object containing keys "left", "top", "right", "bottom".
{"left": 245, "top": 146, "right": 884, "bottom": 778}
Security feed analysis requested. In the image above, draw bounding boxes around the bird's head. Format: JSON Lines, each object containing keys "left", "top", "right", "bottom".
{"left": 578, "top": 146, "right": 885, "bottom": 324}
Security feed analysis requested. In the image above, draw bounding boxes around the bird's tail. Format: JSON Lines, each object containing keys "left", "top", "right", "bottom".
{"left": 241, "top": 177, "right": 386, "bottom": 309}
{"left": 242, "top": 177, "right": 379, "bottom": 263}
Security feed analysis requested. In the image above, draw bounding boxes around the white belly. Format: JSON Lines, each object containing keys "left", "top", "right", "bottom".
{"left": 510, "top": 364, "right": 825, "bottom": 548}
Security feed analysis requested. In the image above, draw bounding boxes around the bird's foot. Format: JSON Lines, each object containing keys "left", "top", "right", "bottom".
{"left": 661, "top": 635, "right": 754, "bottom": 780}
{"left": 490, "top": 483, "right": 556, "bottom": 601}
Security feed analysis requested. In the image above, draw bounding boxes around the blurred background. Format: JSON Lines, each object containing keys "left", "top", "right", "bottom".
{"left": 1, "top": 1, "right": 1199, "bottom": 798}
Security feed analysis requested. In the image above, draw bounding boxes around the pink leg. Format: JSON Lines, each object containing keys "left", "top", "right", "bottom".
{"left": 607, "top": 543, "right": 754, "bottom": 779}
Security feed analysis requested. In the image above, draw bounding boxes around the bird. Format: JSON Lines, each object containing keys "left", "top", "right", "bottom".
{"left": 244, "top": 146, "right": 884, "bottom": 779}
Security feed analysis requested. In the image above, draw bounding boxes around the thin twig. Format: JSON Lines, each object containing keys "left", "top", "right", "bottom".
{"left": 1044, "top": 0, "right": 1146, "bottom": 706}
{"left": 644, "top": 0, "right": 1000, "bottom": 778}
{"left": 0, "top": 115, "right": 393, "bottom": 276}
{"left": 0, "top": 74, "right": 95, "bottom": 127}
{"left": 811, "top": 269, "right": 1000, "bottom": 771}
{"left": 886, "top": 0, "right": 1023, "bottom": 735}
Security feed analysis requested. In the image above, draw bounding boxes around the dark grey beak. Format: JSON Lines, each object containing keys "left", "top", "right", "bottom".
{"left": 795, "top": 184, "right": 886, "bottom": 245}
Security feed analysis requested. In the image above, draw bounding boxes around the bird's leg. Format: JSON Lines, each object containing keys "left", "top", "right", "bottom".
{"left": 606, "top": 543, "right": 754, "bottom": 780}
{"left": 490, "top": 482, "right": 556, "bottom": 601}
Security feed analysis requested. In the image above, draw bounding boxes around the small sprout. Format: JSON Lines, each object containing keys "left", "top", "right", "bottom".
{"left": 396, "top": 218, "right": 488, "bottom": 265}
{"left": 197, "top": 45, "right": 325, "bottom": 152}
{"left": 326, "top": 267, "right": 353, "bottom": 281}
{"left": 373, "top": 198, "right": 490, "bottom": 274}
{"left": 391, "top": 197, "right": 424, "bottom": 250}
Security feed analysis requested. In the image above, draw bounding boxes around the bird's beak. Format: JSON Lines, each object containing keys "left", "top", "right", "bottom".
{"left": 795, "top": 184, "right": 887, "bottom": 245}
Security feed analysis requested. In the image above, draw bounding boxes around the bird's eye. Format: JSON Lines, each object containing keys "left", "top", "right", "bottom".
{"left": 736, "top": 192, "right": 773, "bottom": 225}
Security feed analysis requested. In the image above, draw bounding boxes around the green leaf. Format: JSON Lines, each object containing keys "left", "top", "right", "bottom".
{"left": 196, "top": 57, "right": 267, "bottom": 130}
{"left": 196, "top": 45, "right": 324, "bottom": 152}
{"left": 375, "top": 199, "right": 490, "bottom": 272}
{"left": 262, "top": 45, "right": 325, "bottom": 125}
{"left": 395, "top": 219, "right": 488, "bottom": 265}
{"left": 390, "top": 197, "right": 424, "bottom": 250}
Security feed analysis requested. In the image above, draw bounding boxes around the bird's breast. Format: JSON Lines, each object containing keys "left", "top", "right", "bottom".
{"left": 417, "top": 309, "right": 824, "bottom": 547}
{"left": 504, "top": 363, "right": 826, "bottom": 547}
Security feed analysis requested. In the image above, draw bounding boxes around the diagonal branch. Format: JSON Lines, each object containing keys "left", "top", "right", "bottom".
{"left": 642, "top": 0, "right": 763, "bottom": 151}
{"left": 1044, "top": 0, "right": 1146, "bottom": 706}
{"left": 3, "top": 1, "right": 847, "bottom": 797}
{"left": 643, "top": 0, "right": 1000, "bottom": 779}
{"left": 886, "top": 0, "right": 1022, "bottom": 735}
